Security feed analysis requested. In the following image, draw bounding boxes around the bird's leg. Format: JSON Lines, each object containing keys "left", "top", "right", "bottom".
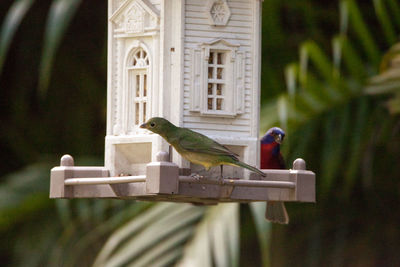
{"left": 190, "top": 167, "right": 207, "bottom": 180}
{"left": 190, "top": 171, "right": 205, "bottom": 180}
{"left": 219, "top": 165, "right": 224, "bottom": 183}
{"left": 190, "top": 173, "right": 203, "bottom": 180}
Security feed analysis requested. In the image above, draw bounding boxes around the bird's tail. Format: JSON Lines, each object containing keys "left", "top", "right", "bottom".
{"left": 234, "top": 161, "right": 266, "bottom": 177}
{"left": 265, "top": 201, "right": 289, "bottom": 224}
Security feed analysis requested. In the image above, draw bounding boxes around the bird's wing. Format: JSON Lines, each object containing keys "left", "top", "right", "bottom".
{"left": 178, "top": 128, "right": 239, "bottom": 159}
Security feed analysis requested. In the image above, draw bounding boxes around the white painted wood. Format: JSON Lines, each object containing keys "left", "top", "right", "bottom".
{"left": 50, "top": 156, "right": 315, "bottom": 203}
{"left": 106, "top": 0, "right": 262, "bottom": 176}
{"left": 206, "top": 0, "right": 231, "bottom": 26}
{"left": 65, "top": 176, "right": 146, "bottom": 185}
{"left": 179, "top": 177, "right": 296, "bottom": 189}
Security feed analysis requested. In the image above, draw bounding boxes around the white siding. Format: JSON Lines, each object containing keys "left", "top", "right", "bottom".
{"left": 183, "top": 0, "right": 256, "bottom": 135}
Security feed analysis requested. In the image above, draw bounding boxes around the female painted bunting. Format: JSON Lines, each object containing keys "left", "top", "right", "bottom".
{"left": 261, "top": 127, "right": 289, "bottom": 224}
{"left": 140, "top": 117, "right": 266, "bottom": 179}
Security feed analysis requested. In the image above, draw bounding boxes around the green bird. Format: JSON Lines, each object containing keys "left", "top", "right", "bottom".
{"left": 140, "top": 117, "right": 266, "bottom": 179}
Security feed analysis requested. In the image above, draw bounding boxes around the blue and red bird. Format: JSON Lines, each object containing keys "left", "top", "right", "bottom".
{"left": 260, "top": 127, "right": 289, "bottom": 224}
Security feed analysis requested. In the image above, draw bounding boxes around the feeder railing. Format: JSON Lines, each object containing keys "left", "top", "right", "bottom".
{"left": 64, "top": 176, "right": 146, "bottom": 185}
{"left": 178, "top": 177, "right": 296, "bottom": 188}
{"left": 50, "top": 153, "right": 315, "bottom": 204}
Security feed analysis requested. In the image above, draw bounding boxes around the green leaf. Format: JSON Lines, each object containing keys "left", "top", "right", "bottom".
{"left": 66, "top": 202, "right": 152, "bottom": 267}
{"left": 365, "top": 42, "right": 400, "bottom": 96}
{"left": 387, "top": 0, "right": 400, "bottom": 30}
{"left": 38, "top": 0, "right": 82, "bottom": 96}
{"left": 260, "top": 101, "right": 280, "bottom": 131}
{"left": 345, "top": 0, "right": 381, "bottom": 66}
{"left": 301, "top": 41, "right": 351, "bottom": 98}
{"left": 300, "top": 41, "right": 333, "bottom": 82}
{"left": 373, "top": 0, "right": 397, "bottom": 44}
{"left": 285, "top": 63, "right": 298, "bottom": 97}
{"left": 320, "top": 106, "right": 350, "bottom": 195}
{"left": 343, "top": 98, "right": 369, "bottom": 195}
{"left": 249, "top": 202, "right": 271, "bottom": 267}
{"left": 0, "top": 0, "right": 35, "bottom": 74}
{"left": 387, "top": 91, "right": 400, "bottom": 113}
{"left": 334, "top": 35, "right": 367, "bottom": 83}
{"left": 0, "top": 163, "right": 52, "bottom": 230}
{"left": 178, "top": 204, "right": 240, "bottom": 267}
{"left": 94, "top": 203, "right": 205, "bottom": 267}
{"left": 277, "top": 95, "right": 289, "bottom": 128}
{"left": 339, "top": 0, "right": 349, "bottom": 34}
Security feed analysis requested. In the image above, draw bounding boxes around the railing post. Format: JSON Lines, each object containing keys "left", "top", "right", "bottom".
{"left": 146, "top": 151, "right": 179, "bottom": 194}
{"left": 292, "top": 158, "right": 315, "bottom": 202}
{"left": 293, "top": 158, "right": 306, "bottom": 170}
{"left": 49, "top": 154, "right": 74, "bottom": 198}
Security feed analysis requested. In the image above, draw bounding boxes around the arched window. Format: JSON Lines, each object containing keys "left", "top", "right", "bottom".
{"left": 127, "top": 48, "right": 149, "bottom": 132}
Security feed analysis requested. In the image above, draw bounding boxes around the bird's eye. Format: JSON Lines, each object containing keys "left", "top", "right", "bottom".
{"left": 150, "top": 122, "right": 155, "bottom": 127}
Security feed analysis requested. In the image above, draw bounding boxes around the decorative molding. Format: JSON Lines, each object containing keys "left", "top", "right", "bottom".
{"left": 113, "top": 0, "right": 125, "bottom": 12}
{"left": 126, "top": 3, "right": 145, "bottom": 33}
{"left": 113, "top": 38, "right": 125, "bottom": 135}
{"left": 206, "top": 0, "right": 231, "bottom": 26}
{"left": 110, "top": 0, "right": 160, "bottom": 34}
{"left": 200, "top": 38, "right": 239, "bottom": 62}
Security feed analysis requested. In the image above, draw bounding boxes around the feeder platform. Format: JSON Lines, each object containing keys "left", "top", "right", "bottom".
{"left": 50, "top": 152, "right": 315, "bottom": 205}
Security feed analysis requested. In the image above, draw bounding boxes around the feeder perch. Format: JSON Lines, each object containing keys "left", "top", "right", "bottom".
{"left": 49, "top": 0, "right": 316, "bottom": 220}
{"left": 50, "top": 153, "right": 315, "bottom": 207}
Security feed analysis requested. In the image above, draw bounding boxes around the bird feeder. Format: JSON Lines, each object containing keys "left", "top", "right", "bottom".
{"left": 50, "top": 0, "right": 315, "bottom": 217}
{"left": 105, "top": 0, "right": 261, "bottom": 177}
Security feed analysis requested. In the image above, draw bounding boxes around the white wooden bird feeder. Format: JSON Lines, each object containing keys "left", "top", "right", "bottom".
{"left": 50, "top": 0, "right": 315, "bottom": 213}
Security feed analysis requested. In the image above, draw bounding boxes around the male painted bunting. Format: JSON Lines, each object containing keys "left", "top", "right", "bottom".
{"left": 261, "top": 127, "right": 289, "bottom": 224}
{"left": 140, "top": 117, "right": 266, "bottom": 179}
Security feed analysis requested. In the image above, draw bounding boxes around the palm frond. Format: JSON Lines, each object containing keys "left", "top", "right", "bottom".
{"left": 177, "top": 203, "right": 239, "bottom": 267}
{"left": 93, "top": 203, "right": 206, "bottom": 267}
{"left": 373, "top": 0, "right": 397, "bottom": 44}
{"left": 344, "top": 0, "right": 381, "bottom": 66}
{"left": 366, "top": 42, "right": 400, "bottom": 113}
{"left": 38, "top": 0, "right": 82, "bottom": 95}
{"left": 0, "top": 163, "right": 51, "bottom": 230}
{"left": 0, "top": 0, "right": 34, "bottom": 74}
{"left": 260, "top": 0, "right": 400, "bottom": 201}
{"left": 249, "top": 202, "right": 271, "bottom": 267}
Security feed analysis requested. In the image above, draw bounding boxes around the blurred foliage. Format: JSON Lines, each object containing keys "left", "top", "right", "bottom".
{"left": 366, "top": 42, "right": 400, "bottom": 114}
{"left": 0, "top": 0, "right": 400, "bottom": 266}
{"left": 259, "top": 0, "right": 400, "bottom": 266}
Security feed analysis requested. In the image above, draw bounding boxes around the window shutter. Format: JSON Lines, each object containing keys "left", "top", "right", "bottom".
{"left": 190, "top": 49, "right": 201, "bottom": 112}
{"left": 235, "top": 51, "right": 245, "bottom": 114}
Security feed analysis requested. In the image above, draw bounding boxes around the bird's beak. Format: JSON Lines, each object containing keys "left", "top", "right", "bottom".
{"left": 140, "top": 123, "right": 147, "bottom": 129}
{"left": 275, "top": 134, "right": 283, "bottom": 144}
